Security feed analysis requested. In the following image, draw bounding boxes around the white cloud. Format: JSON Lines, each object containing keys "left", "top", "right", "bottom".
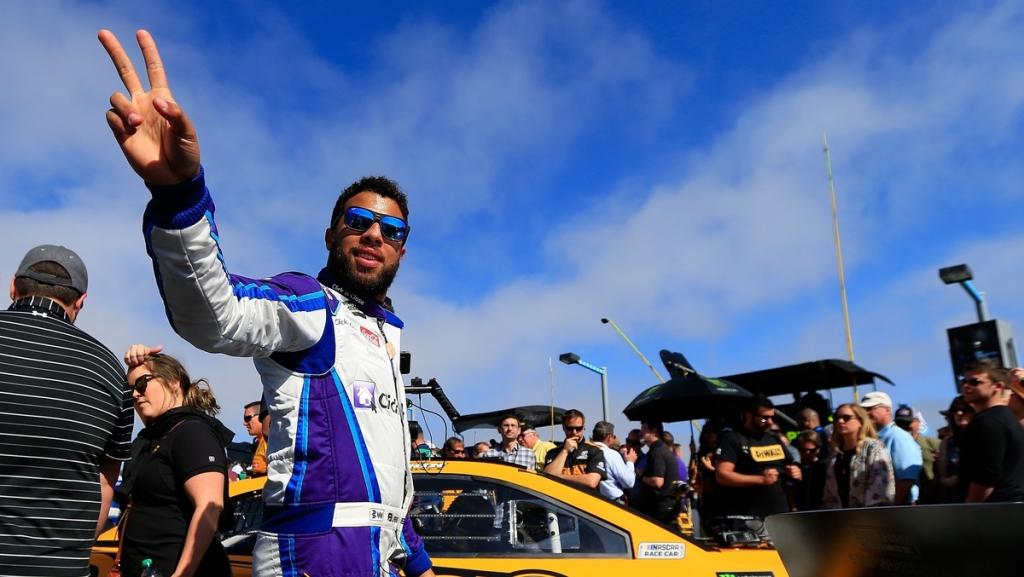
{"left": 1, "top": 1, "right": 1022, "bottom": 442}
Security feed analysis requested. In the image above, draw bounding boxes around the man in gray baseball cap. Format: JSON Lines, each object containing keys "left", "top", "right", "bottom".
{"left": 15, "top": 243, "right": 89, "bottom": 293}
{"left": 1, "top": 244, "right": 134, "bottom": 576}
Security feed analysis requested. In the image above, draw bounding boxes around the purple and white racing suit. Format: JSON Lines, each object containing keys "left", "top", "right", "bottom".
{"left": 142, "top": 169, "right": 431, "bottom": 577}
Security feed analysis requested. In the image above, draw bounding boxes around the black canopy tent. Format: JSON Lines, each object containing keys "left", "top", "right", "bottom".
{"left": 719, "top": 358, "right": 894, "bottom": 398}
{"left": 452, "top": 405, "right": 567, "bottom": 434}
{"left": 622, "top": 373, "right": 754, "bottom": 423}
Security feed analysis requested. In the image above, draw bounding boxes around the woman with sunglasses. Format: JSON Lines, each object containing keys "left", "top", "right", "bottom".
{"left": 935, "top": 395, "right": 974, "bottom": 503}
{"left": 822, "top": 403, "right": 895, "bottom": 508}
{"left": 115, "top": 344, "right": 233, "bottom": 577}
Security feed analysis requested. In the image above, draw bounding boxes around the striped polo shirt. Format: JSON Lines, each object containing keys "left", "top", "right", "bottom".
{"left": 0, "top": 296, "right": 133, "bottom": 577}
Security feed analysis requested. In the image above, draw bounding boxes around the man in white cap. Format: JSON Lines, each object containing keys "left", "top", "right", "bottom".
{"left": 861, "top": 391, "right": 922, "bottom": 504}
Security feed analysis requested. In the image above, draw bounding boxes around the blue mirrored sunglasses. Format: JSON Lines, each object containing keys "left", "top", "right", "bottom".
{"left": 341, "top": 207, "right": 409, "bottom": 242}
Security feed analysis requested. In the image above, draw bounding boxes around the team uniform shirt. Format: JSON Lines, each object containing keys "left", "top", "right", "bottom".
{"left": 544, "top": 441, "right": 608, "bottom": 481}
{"left": 959, "top": 406, "right": 1024, "bottom": 502}
{"left": 479, "top": 443, "right": 537, "bottom": 470}
{"left": 715, "top": 429, "right": 792, "bottom": 518}
{"left": 142, "top": 169, "right": 430, "bottom": 577}
{"left": 0, "top": 297, "right": 133, "bottom": 577}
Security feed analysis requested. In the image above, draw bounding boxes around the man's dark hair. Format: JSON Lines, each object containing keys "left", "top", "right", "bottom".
{"left": 796, "top": 429, "right": 822, "bottom": 448}
{"left": 642, "top": 420, "right": 665, "bottom": 436}
{"left": 591, "top": 421, "right": 615, "bottom": 442}
{"left": 409, "top": 422, "right": 423, "bottom": 440}
{"left": 562, "top": 409, "right": 585, "bottom": 423}
{"left": 745, "top": 395, "right": 775, "bottom": 413}
{"left": 963, "top": 359, "right": 1009, "bottom": 386}
{"left": 443, "top": 437, "right": 464, "bottom": 452}
{"left": 330, "top": 176, "right": 409, "bottom": 229}
{"left": 498, "top": 413, "right": 521, "bottom": 427}
{"left": 661, "top": 430, "right": 674, "bottom": 445}
{"left": 14, "top": 261, "right": 81, "bottom": 306}
{"left": 244, "top": 401, "right": 261, "bottom": 411}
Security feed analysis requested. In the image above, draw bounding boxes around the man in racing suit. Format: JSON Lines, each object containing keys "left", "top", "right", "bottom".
{"left": 99, "top": 29, "right": 433, "bottom": 577}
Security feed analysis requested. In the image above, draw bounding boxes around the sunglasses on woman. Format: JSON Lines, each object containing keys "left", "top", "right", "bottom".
{"left": 339, "top": 207, "right": 410, "bottom": 242}
{"left": 132, "top": 374, "right": 156, "bottom": 394}
{"left": 835, "top": 414, "right": 857, "bottom": 423}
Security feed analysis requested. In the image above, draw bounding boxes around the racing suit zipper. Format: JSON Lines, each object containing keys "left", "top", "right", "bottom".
{"left": 377, "top": 317, "right": 411, "bottom": 509}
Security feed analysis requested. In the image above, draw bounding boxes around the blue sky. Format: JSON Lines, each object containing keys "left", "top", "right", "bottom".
{"left": 2, "top": 1, "right": 1022, "bottom": 445}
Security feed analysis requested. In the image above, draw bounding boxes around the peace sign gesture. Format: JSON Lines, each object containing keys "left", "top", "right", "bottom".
{"left": 98, "top": 29, "right": 200, "bottom": 186}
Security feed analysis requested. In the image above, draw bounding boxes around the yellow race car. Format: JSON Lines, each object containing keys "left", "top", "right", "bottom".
{"left": 92, "top": 460, "right": 787, "bottom": 577}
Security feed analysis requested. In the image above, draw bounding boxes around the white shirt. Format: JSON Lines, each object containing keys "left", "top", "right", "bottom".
{"left": 593, "top": 441, "right": 635, "bottom": 500}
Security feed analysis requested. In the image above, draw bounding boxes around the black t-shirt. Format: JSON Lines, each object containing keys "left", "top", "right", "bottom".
{"left": 715, "top": 428, "right": 792, "bottom": 517}
{"left": 794, "top": 459, "right": 828, "bottom": 511}
{"left": 635, "top": 440, "right": 680, "bottom": 521}
{"left": 834, "top": 449, "right": 855, "bottom": 508}
{"left": 959, "top": 405, "right": 1024, "bottom": 503}
{"left": 120, "top": 409, "right": 231, "bottom": 577}
{"left": 544, "top": 441, "right": 608, "bottom": 480}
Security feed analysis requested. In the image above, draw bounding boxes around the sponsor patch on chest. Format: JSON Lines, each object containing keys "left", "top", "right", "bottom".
{"left": 360, "top": 326, "right": 381, "bottom": 347}
{"left": 750, "top": 444, "right": 785, "bottom": 462}
{"left": 352, "top": 381, "right": 377, "bottom": 409}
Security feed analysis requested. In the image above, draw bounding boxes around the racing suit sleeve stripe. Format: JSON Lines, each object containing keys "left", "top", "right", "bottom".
{"left": 400, "top": 516, "right": 433, "bottom": 577}
{"left": 285, "top": 376, "right": 311, "bottom": 503}
{"left": 142, "top": 167, "right": 326, "bottom": 357}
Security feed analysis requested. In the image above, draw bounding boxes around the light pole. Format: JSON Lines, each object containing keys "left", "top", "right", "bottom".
{"left": 939, "top": 263, "right": 989, "bottom": 322}
{"left": 559, "top": 352, "right": 609, "bottom": 422}
{"left": 600, "top": 318, "right": 665, "bottom": 384}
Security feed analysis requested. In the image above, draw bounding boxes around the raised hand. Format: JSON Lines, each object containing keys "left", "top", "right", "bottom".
{"left": 124, "top": 343, "right": 163, "bottom": 368}
{"left": 98, "top": 29, "right": 200, "bottom": 186}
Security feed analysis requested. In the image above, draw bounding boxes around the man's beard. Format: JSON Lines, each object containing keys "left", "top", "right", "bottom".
{"left": 328, "top": 248, "right": 400, "bottom": 299}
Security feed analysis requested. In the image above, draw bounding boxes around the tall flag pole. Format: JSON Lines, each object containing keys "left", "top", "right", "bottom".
{"left": 548, "top": 356, "right": 556, "bottom": 440}
{"left": 823, "top": 133, "right": 859, "bottom": 402}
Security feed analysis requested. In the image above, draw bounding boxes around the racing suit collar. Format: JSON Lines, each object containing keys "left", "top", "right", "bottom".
{"left": 316, "top": 267, "right": 402, "bottom": 326}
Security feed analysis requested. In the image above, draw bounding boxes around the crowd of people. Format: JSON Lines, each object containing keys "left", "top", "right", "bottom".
{"left": 687, "top": 364, "right": 1024, "bottom": 537}
{"left": 415, "top": 408, "right": 691, "bottom": 527}
{"left": 428, "top": 359, "right": 1024, "bottom": 543}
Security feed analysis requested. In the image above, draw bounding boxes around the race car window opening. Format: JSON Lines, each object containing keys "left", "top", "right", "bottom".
{"left": 220, "top": 488, "right": 264, "bottom": 556}
{"left": 411, "top": 474, "right": 631, "bottom": 557}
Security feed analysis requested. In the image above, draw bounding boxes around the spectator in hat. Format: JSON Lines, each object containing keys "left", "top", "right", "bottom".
{"left": 895, "top": 404, "right": 940, "bottom": 503}
{"left": 936, "top": 395, "right": 973, "bottom": 503}
{"left": 0, "top": 245, "right": 134, "bottom": 576}
{"left": 860, "top": 391, "right": 922, "bottom": 504}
